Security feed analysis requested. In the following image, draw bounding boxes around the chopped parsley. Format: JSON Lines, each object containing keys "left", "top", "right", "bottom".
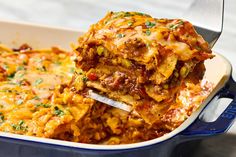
{"left": 136, "top": 12, "right": 145, "bottom": 16}
{"left": 117, "top": 34, "right": 126, "bottom": 38}
{"left": 145, "top": 29, "right": 151, "bottom": 36}
{"left": 33, "top": 78, "right": 43, "bottom": 86}
{"left": 124, "top": 12, "right": 133, "bottom": 17}
{"left": 11, "top": 120, "right": 27, "bottom": 131}
{"left": 0, "top": 115, "right": 4, "bottom": 122}
{"left": 0, "top": 89, "right": 14, "bottom": 93}
{"left": 16, "top": 65, "right": 25, "bottom": 71}
{"left": 17, "top": 73, "right": 25, "bottom": 78}
{"left": 113, "top": 12, "right": 133, "bottom": 18}
{"left": 145, "top": 21, "right": 156, "bottom": 28}
{"left": 104, "top": 20, "right": 109, "bottom": 24}
{"left": 82, "top": 76, "right": 88, "bottom": 82}
{"left": 7, "top": 72, "right": 16, "bottom": 80}
{"left": 168, "top": 20, "right": 184, "bottom": 30}
{"left": 0, "top": 112, "right": 4, "bottom": 122}
{"left": 33, "top": 96, "right": 40, "bottom": 100}
{"left": 127, "top": 21, "right": 133, "bottom": 26}
{"left": 35, "top": 103, "right": 51, "bottom": 108}
{"left": 70, "top": 67, "right": 75, "bottom": 73}
{"left": 135, "top": 12, "right": 150, "bottom": 17}
{"left": 54, "top": 106, "right": 64, "bottom": 116}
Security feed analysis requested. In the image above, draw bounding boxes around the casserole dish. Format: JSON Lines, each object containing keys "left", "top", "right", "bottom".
{"left": 0, "top": 20, "right": 235, "bottom": 157}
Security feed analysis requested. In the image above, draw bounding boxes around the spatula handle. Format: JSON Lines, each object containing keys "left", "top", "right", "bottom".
{"left": 183, "top": 0, "right": 224, "bottom": 48}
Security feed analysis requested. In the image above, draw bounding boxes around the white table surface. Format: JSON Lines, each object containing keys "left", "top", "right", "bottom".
{"left": 0, "top": 0, "right": 235, "bottom": 156}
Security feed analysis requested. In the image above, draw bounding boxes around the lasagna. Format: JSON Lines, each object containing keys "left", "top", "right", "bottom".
{"left": 74, "top": 11, "right": 213, "bottom": 125}
{"left": 0, "top": 11, "right": 214, "bottom": 144}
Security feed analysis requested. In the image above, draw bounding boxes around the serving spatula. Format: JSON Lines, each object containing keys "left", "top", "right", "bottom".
{"left": 184, "top": 0, "right": 224, "bottom": 48}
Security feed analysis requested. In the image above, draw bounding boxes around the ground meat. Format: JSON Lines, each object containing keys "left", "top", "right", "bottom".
{"left": 101, "top": 71, "right": 147, "bottom": 99}
{"left": 123, "top": 37, "right": 147, "bottom": 57}
{"left": 101, "top": 71, "right": 126, "bottom": 91}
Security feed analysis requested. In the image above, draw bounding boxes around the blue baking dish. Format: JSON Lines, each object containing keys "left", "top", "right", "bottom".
{"left": 0, "top": 20, "right": 235, "bottom": 157}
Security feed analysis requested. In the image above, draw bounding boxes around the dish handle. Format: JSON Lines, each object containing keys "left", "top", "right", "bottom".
{"left": 180, "top": 76, "right": 236, "bottom": 138}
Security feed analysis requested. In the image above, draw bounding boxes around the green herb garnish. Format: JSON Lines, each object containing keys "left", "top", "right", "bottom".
{"left": 113, "top": 12, "right": 133, "bottom": 18}
{"left": 0, "top": 115, "right": 4, "bottom": 122}
{"left": 17, "top": 65, "right": 25, "bottom": 71}
{"left": 145, "top": 21, "right": 156, "bottom": 28}
{"left": 0, "top": 89, "right": 13, "bottom": 93}
{"left": 33, "top": 78, "right": 43, "bottom": 86}
{"left": 54, "top": 106, "right": 64, "bottom": 116}
{"left": 127, "top": 21, "right": 133, "bottom": 26}
{"left": 19, "top": 120, "right": 24, "bottom": 125}
{"left": 82, "top": 76, "right": 88, "bottom": 82}
{"left": 124, "top": 12, "right": 132, "bottom": 17}
{"left": 43, "top": 104, "right": 51, "bottom": 108}
{"left": 7, "top": 72, "right": 16, "bottom": 80}
{"left": 70, "top": 67, "right": 75, "bottom": 73}
{"left": 117, "top": 34, "right": 126, "bottom": 38}
{"left": 137, "top": 12, "right": 144, "bottom": 16}
{"left": 145, "top": 29, "right": 151, "bottom": 36}
{"left": 17, "top": 73, "right": 25, "bottom": 78}
{"left": 35, "top": 103, "right": 51, "bottom": 108}
{"left": 169, "top": 20, "right": 184, "bottom": 30}
{"left": 0, "top": 112, "right": 4, "bottom": 122}
{"left": 136, "top": 12, "right": 150, "bottom": 17}
{"left": 33, "top": 96, "right": 40, "bottom": 100}
{"left": 11, "top": 120, "right": 27, "bottom": 131}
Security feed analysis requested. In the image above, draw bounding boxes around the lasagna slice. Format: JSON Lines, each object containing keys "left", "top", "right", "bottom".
{"left": 73, "top": 11, "right": 214, "bottom": 125}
